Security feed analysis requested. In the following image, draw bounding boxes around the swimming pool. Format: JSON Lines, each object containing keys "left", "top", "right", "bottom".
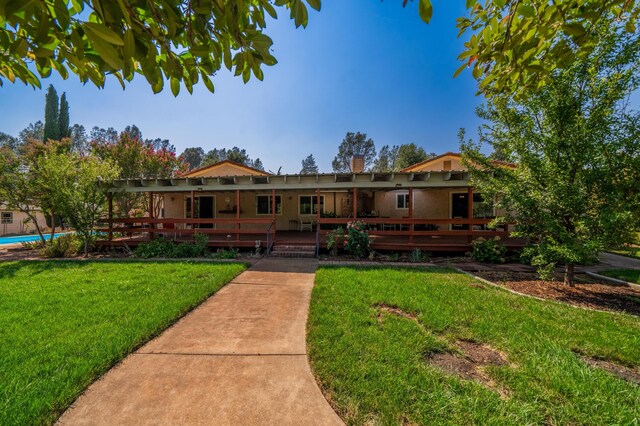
{"left": 0, "top": 233, "right": 68, "bottom": 246}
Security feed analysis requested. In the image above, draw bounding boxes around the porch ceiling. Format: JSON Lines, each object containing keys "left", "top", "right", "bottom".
{"left": 102, "top": 171, "right": 471, "bottom": 193}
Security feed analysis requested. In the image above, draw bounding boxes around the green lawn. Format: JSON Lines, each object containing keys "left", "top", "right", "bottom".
{"left": 308, "top": 267, "right": 640, "bottom": 425}
{"left": 600, "top": 269, "right": 640, "bottom": 284}
{"left": 0, "top": 260, "right": 245, "bottom": 425}
{"left": 610, "top": 246, "right": 640, "bottom": 259}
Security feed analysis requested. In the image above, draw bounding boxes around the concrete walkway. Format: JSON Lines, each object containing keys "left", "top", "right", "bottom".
{"left": 58, "top": 258, "right": 342, "bottom": 426}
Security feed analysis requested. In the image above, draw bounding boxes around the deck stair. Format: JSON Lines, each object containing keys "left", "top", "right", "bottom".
{"left": 269, "top": 243, "right": 316, "bottom": 258}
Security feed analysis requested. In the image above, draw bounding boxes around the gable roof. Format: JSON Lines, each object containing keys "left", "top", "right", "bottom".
{"left": 401, "top": 152, "right": 516, "bottom": 172}
{"left": 184, "top": 160, "right": 270, "bottom": 178}
{"left": 401, "top": 152, "right": 463, "bottom": 172}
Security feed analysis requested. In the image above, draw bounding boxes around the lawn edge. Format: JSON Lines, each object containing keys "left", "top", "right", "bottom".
{"left": 53, "top": 262, "right": 247, "bottom": 423}
{"left": 586, "top": 271, "right": 640, "bottom": 289}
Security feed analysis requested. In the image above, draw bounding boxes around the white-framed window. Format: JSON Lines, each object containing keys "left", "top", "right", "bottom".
{"left": 256, "top": 194, "right": 282, "bottom": 215}
{"left": 299, "top": 195, "right": 324, "bottom": 215}
{"left": 1, "top": 212, "right": 13, "bottom": 224}
{"left": 396, "top": 193, "right": 409, "bottom": 209}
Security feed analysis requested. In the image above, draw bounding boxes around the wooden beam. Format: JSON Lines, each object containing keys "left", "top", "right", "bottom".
{"left": 107, "top": 194, "right": 113, "bottom": 241}
{"left": 353, "top": 187, "right": 357, "bottom": 219}
{"left": 408, "top": 187, "right": 413, "bottom": 246}
{"left": 467, "top": 186, "right": 473, "bottom": 243}
{"left": 236, "top": 189, "right": 240, "bottom": 242}
{"left": 271, "top": 189, "right": 276, "bottom": 238}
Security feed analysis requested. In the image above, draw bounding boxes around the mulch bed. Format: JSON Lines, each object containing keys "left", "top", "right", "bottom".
{"left": 475, "top": 271, "right": 640, "bottom": 315}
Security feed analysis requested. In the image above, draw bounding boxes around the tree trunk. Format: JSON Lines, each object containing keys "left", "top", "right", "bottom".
{"left": 564, "top": 264, "right": 575, "bottom": 286}
{"left": 49, "top": 211, "right": 56, "bottom": 241}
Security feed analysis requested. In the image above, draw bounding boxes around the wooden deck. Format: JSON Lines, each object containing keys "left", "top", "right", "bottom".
{"left": 96, "top": 217, "right": 526, "bottom": 253}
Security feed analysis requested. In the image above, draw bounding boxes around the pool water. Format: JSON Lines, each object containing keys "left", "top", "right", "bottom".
{"left": 0, "top": 233, "right": 68, "bottom": 246}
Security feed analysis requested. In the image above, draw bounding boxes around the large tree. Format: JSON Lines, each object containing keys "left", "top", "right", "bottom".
{"left": 58, "top": 93, "right": 70, "bottom": 139}
{"left": 0, "top": 132, "right": 19, "bottom": 152}
{"left": 43, "top": 85, "right": 59, "bottom": 142}
{"left": 35, "top": 150, "right": 119, "bottom": 255}
{"left": 202, "top": 147, "right": 254, "bottom": 167}
{"left": 461, "top": 26, "right": 640, "bottom": 285}
{"left": 395, "top": 143, "right": 433, "bottom": 170}
{"left": 300, "top": 154, "right": 319, "bottom": 174}
{"left": 180, "top": 147, "right": 205, "bottom": 170}
{"left": 18, "top": 121, "right": 44, "bottom": 144}
{"left": 332, "top": 132, "right": 377, "bottom": 172}
{"left": 91, "top": 129, "right": 187, "bottom": 215}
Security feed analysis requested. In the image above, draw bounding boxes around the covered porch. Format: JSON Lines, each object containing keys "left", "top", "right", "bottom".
{"left": 97, "top": 170, "right": 524, "bottom": 253}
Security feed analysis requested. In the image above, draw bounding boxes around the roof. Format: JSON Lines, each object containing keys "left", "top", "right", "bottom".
{"left": 401, "top": 152, "right": 515, "bottom": 172}
{"left": 401, "top": 152, "right": 463, "bottom": 173}
{"left": 184, "top": 160, "right": 270, "bottom": 178}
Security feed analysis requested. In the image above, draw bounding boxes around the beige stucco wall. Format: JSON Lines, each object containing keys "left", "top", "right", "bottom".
{"left": 0, "top": 209, "right": 49, "bottom": 236}
{"left": 374, "top": 189, "right": 452, "bottom": 219}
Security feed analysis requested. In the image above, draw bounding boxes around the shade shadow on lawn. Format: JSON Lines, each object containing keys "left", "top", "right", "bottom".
{"left": 0, "top": 260, "right": 245, "bottom": 425}
{"left": 308, "top": 266, "right": 640, "bottom": 425}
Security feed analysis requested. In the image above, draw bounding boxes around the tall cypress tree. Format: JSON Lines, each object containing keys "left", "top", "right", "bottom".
{"left": 58, "top": 92, "right": 70, "bottom": 138}
{"left": 43, "top": 85, "right": 59, "bottom": 142}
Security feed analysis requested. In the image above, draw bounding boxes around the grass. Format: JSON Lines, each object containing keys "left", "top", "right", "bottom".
{"left": 610, "top": 246, "right": 640, "bottom": 259}
{"left": 600, "top": 269, "right": 640, "bottom": 284}
{"left": 307, "top": 266, "right": 640, "bottom": 425}
{"left": 0, "top": 260, "right": 245, "bottom": 425}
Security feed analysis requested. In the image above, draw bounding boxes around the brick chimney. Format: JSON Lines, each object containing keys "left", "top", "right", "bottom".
{"left": 350, "top": 155, "right": 365, "bottom": 173}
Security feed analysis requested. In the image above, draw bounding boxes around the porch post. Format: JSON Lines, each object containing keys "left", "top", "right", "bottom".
{"left": 352, "top": 187, "right": 357, "bottom": 219}
{"left": 190, "top": 190, "right": 195, "bottom": 240}
{"left": 408, "top": 187, "right": 413, "bottom": 246}
{"left": 467, "top": 186, "right": 474, "bottom": 244}
{"left": 148, "top": 191, "right": 154, "bottom": 240}
{"left": 271, "top": 189, "right": 276, "bottom": 240}
{"left": 236, "top": 189, "right": 240, "bottom": 242}
{"left": 107, "top": 193, "right": 113, "bottom": 242}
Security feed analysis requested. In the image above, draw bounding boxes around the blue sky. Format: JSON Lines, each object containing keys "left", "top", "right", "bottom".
{"left": 0, "top": 1, "right": 482, "bottom": 173}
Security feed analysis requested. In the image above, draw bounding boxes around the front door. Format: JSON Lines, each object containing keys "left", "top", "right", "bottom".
{"left": 198, "top": 196, "right": 215, "bottom": 228}
{"left": 451, "top": 193, "right": 469, "bottom": 230}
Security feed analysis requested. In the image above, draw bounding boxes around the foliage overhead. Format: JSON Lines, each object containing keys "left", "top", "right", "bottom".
{"left": 332, "top": 132, "right": 377, "bottom": 173}
{"left": 0, "top": 0, "right": 323, "bottom": 94}
{"left": 455, "top": 0, "right": 640, "bottom": 96}
{"left": 461, "top": 27, "right": 640, "bottom": 285}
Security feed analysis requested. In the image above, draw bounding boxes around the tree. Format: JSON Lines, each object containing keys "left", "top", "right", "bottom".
{"left": 252, "top": 158, "right": 265, "bottom": 171}
{"left": 300, "top": 154, "right": 319, "bottom": 174}
{"left": 69, "top": 124, "right": 89, "bottom": 155}
{"left": 456, "top": 1, "right": 640, "bottom": 97}
{"left": 395, "top": 143, "right": 432, "bottom": 170}
{"left": 0, "top": 0, "right": 322, "bottom": 94}
{"left": 91, "top": 130, "right": 187, "bottom": 215}
{"left": 18, "top": 121, "right": 44, "bottom": 144}
{"left": 35, "top": 151, "right": 119, "bottom": 255}
{"left": 180, "top": 147, "right": 205, "bottom": 170}
{"left": 373, "top": 145, "right": 399, "bottom": 172}
{"left": 0, "top": 132, "right": 19, "bottom": 152}
{"left": 332, "top": 132, "right": 377, "bottom": 172}
{"left": 202, "top": 147, "right": 253, "bottom": 167}
{"left": 58, "top": 93, "right": 70, "bottom": 138}
{"left": 0, "top": 146, "right": 48, "bottom": 242}
{"left": 43, "top": 85, "right": 59, "bottom": 142}
{"left": 90, "top": 126, "right": 118, "bottom": 144}
{"left": 461, "top": 28, "right": 640, "bottom": 286}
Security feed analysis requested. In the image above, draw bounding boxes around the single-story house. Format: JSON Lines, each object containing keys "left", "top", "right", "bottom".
{"left": 99, "top": 152, "right": 524, "bottom": 252}
{"left": 0, "top": 205, "right": 49, "bottom": 237}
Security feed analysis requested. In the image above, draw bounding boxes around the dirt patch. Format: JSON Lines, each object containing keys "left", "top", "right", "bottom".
{"left": 374, "top": 303, "right": 420, "bottom": 322}
{"left": 475, "top": 271, "right": 640, "bottom": 315}
{"left": 580, "top": 356, "right": 640, "bottom": 385}
{"left": 427, "top": 340, "right": 510, "bottom": 398}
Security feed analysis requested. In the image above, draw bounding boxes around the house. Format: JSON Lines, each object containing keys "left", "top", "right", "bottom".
{"left": 0, "top": 205, "right": 49, "bottom": 237}
{"left": 98, "top": 153, "right": 522, "bottom": 252}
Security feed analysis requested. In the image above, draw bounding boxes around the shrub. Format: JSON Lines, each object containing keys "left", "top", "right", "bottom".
{"left": 211, "top": 248, "right": 239, "bottom": 259}
{"left": 471, "top": 237, "right": 507, "bottom": 263}
{"left": 344, "top": 220, "right": 371, "bottom": 259}
{"left": 411, "top": 248, "right": 430, "bottom": 263}
{"left": 40, "top": 234, "right": 82, "bottom": 258}
{"left": 326, "top": 226, "right": 345, "bottom": 256}
{"left": 133, "top": 233, "right": 210, "bottom": 258}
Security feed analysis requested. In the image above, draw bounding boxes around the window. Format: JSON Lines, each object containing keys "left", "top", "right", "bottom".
{"left": 256, "top": 195, "right": 282, "bottom": 215}
{"left": 396, "top": 193, "right": 409, "bottom": 209}
{"left": 1, "top": 212, "right": 13, "bottom": 224}
{"left": 299, "top": 195, "right": 324, "bottom": 215}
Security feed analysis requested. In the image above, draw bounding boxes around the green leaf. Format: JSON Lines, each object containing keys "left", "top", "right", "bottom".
{"left": 453, "top": 63, "right": 467, "bottom": 78}
{"left": 306, "top": 0, "right": 321, "bottom": 11}
{"left": 83, "top": 22, "right": 124, "bottom": 46}
{"left": 517, "top": 5, "right": 535, "bottom": 17}
{"left": 419, "top": 0, "right": 433, "bottom": 24}
{"left": 170, "top": 77, "right": 180, "bottom": 96}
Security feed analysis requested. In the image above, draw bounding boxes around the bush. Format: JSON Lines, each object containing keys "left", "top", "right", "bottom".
{"left": 345, "top": 220, "right": 372, "bottom": 259}
{"left": 411, "top": 248, "right": 430, "bottom": 263}
{"left": 211, "top": 248, "right": 239, "bottom": 259}
{"left": 326, "top": 226, "right": 345, "bottom": 256}
{"left": 471, "top": 237, "right": 507, "bottom": 263}
{"left": 134, "top": 233, "right": 210, "bottom": 258}
{"left": 40, "top": 234, "right": 82, "bottom": 258}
